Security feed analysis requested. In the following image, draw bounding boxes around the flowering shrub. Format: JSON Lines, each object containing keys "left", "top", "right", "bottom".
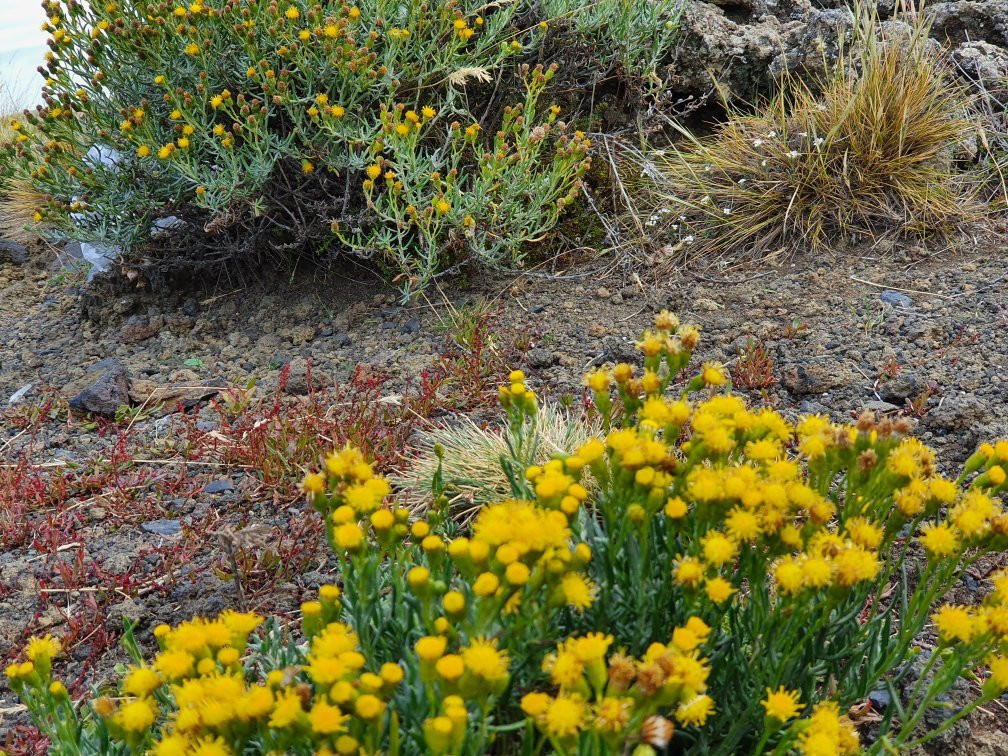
{"left": 0, "top": 0, "right": 593, "bottom": 295}
{"left": 9, "top": 315, "right": 1008, "bottom": 754}
{"left": 0, "top": 0, "right": 689, "bottom": 295}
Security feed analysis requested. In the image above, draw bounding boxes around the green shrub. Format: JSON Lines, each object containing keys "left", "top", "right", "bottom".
{"left": 9, "top": 315, "right": 1008, "bottom": 755}
{"left": 540, "top": 0, "right": 683, "bottom": 88}
{"left": 644, "top": 6, "right": 981, "bottom": 262}
{"left": 0, "top": 0, "right": 680, "bottom": 295}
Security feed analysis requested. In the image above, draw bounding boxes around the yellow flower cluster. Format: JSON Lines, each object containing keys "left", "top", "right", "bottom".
{"left": 523, "top": 617, "right": 714, "bottom": 747}
{"left": 10, "top": 306, "right": 1008, "bottom": 755}
{"left": 789, "top": 701, "right": 860, "bottom": 755}
{"left": 499, "top": 369, "right": 537, "bottom": 414}
{"left": 5, "top": 634, "right": 61, "bottom": 688}
{"left": 931, "top": 569, "right": 1008, "bottom": 695}
{"left": 84, "top": 601, "right": 398, "bottom": 754}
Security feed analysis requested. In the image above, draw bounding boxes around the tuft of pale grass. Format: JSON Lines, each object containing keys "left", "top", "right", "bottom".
{"left": 0, "top": 90, "right": 47, "bottom": 245}
{"left": 644, "top": 2, "right": 982, "bottom": 263}
{"left": 0, "top": 177, "right": 48, "bottom": 245}
{"left": 393, "top": 402, "right": 601, "bottom": 521}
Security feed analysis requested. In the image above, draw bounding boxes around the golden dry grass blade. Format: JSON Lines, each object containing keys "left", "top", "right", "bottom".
{"left": 447, "top": 67, "right": 493, "bottom": 86}
{"left": 634, "top": 0, "right": 983, "bottom": 269}
{"left": 0, "top": 177, "right": 48, "bottom": 245}
{"left": 392, "top": 402, "right": 601, "bottom": 520}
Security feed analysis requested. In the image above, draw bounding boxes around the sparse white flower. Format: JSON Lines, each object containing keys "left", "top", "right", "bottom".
{"left": 723, "top": 207, "right": 732, "bottom": 215}
{"left": 767, "top": 130, "right": 777, "bottom": 138}
{"left": 788, "top": 150, "right": 799, "bottom": 159}
{"left": 753, "top": 138, "right": 764, "bottom": 147}
{"left": 684, "top": 235, "right": 695, "bottom": 243}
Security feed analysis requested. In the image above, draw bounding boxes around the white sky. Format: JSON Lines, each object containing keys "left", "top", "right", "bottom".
{"left": 0, "top": 0, "right": 49, "bottom": 108}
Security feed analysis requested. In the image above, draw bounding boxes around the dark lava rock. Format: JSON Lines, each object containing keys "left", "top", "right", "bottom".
{"left": 119, "top": 314, "right": 162, "bottom": 345}
{"left": 868, "top": 687, "right": 891, "bottom": 712}
{"left": 402, "top": 317, "right": 421, "bottom": 334}
{"left": 283, "top": 357, "right": 326, "bottom": 395}
{"left": 527, "top": 347, "right": 556, "bottom": 369}
{"left": 204, "top": 479, "right": 235, "bottom": 494}
{"left": 878, "top": 373, "right": 922, "bottom": 403}
{"left": 141, "top": 519, "right": 181, "bottom": 536}
{"left": 922, "top": 394, "right": 991, "bottom": 433}
{"left": 600, "top": 335, "right": 638, "bottom": 364}
{"left": 779, "top": 357, "right": 857, "bottom": 395}
{"left": 880, "top": 290, "right": 913, "bottom": 307}
{"left": 68, "top": 359, "right": 131, "bottom": 417}
{"left": 0, "top": 238, "right": 29, "bottom": 264}
{"left": 181, "top": 297, "right": 200, "bottom": 317}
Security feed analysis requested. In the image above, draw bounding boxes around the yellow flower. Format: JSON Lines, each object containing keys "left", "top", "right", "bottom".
{"left": 724, "top": 508, "right": 761, "bottom": 542}
{"left": 416, "top": 635, "right": 447, "bottom": 662}
{"left": 123, "top": 666, "right": 161, "bottom": 697}
{"left": 833, "top": 545, "right": 880, "bottom": 587}
{"left": 302, "top": 472, "right": 325, "bottom": 495}
{"left": 309, "top": 701, "right": 348, "bottom": 734}
{"left": 674, "top": 556, "right": 705, "bottom": 589}
{"left": 774, "top": 559, "right": 804, "bottom": 596}
{"left": 434, "top": 198, "right": 451, "bottom": 214}
{"left": 154, "top": 649, "right": 194, "bottom": 680}
{"left": 25, "top": 635, "right": 60, "bottom": 662}
{"left": 185, "top": 42, "right": 200, "bottom": 55}
{"left": 380, "top": 662, "right": 404, "bottom": 686}
{"left": 333, "top": 522, "right": 364, "bottom": 551}
{"left": 560, "top": 573, "right": 595, "bottom": 611}
{"left": 761, "top": 686, "right": 803, "bottom": 722}
{"left": 701, "top": 362, "right": 727, "bottom": 386}
{"left": 676, "top": 694, "right": 715, "bottom": 727}
{"left": 269, "top": 689, "right": 304, "bottom": 728}
{"left": 117, "top": 698, "right": 158, "bottom": 732}
{"left": 700, "top": 532, "right": 737, "bottom": 567}
{"left": 505, "top": 562, "right": 530, "bottom": 585}
{"left": 461, "top": 638, "right": 509, "bottom": 681}
{"left": 473, "top": 572, "right": 500, "bottom": 597}
{"left": 137, "top": 144, "right": 151, "bottom": 157}
{"left": 918, "top": 522, "right": 960, "bottom": 558}
{"left": 988, "top": 656, "right": 1008, "bottom": 690}
{"left": 704, "top": 576, "right": 736, "bottom": 604}
{"left": 284, "top": 6, "right": 299, "bottom": 19}
{"left": 845, "top": 518, "right": 883, "bottom": 549}
{"left": 521, "top": 691, "right": 552, "bottom": 718}
{"left": 435, "top": 655, "right": 464, "bottom": 682}
{"left": 593, "top": 696, "right": 631, "bottom": 733}
{"left": 544, "top": 694, "right": 584, "bottom": 737}
{"left": 932, "top": 604, "right": 975, "bottom": 644}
